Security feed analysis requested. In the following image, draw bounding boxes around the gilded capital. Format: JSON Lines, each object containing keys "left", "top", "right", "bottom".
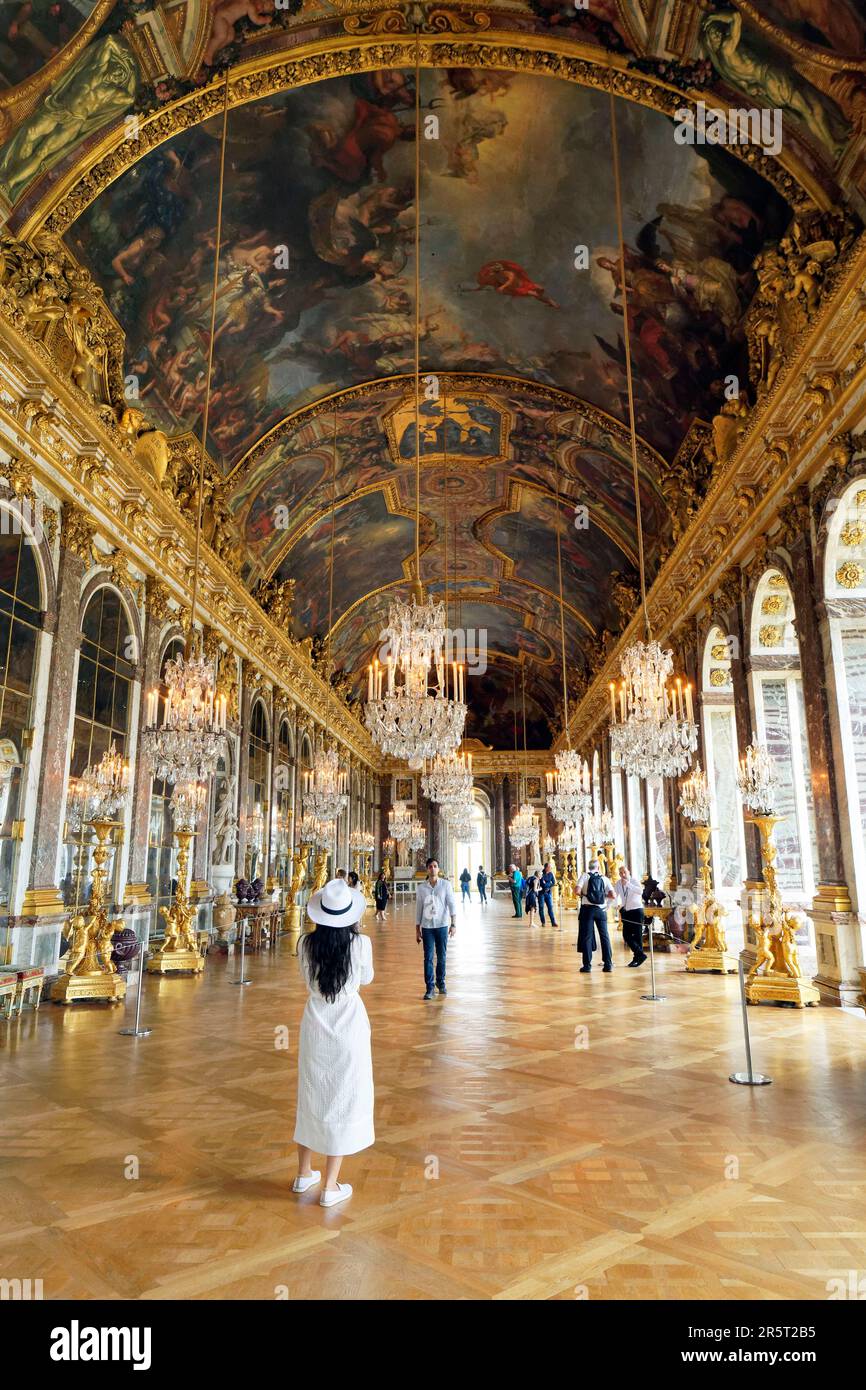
{"left": 60, "top": 500, "right": 96, "bottom": 563}
{"left": 145, "top": 575, "right": 172, "bottom": 622}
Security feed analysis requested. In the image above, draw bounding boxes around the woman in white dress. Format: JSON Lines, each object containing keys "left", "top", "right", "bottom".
{"left": 293, "top": 877, "right": 374, "bottom": 1208}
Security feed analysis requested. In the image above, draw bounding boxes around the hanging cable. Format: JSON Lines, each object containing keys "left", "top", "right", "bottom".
{"left": 413, "top": 38, "right": 422, "bottom": 590}
{"left": 608, "top": 87, "right": 651, "bottom": 641}
{"left": 324, "top": 407, "right": 338, "bottom": 739}
{"left": 552, "top": 409, "right": 572, "bottom": 747}
{"left": 190, "top": 70, "right": 231, "bottom": 646}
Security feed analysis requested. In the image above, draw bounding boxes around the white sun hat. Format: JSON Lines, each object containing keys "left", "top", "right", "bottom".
{"left": 306, "top": 876, "right": 366, "bottom": 928}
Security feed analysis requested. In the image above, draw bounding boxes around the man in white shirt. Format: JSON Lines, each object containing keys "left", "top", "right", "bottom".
{"left": 615, "top": 864, "right": 647, "bottom": 968}
{"left": 575, "top": 857, "right": 616, "bottom": 973}
{"left": 415, "top": 857, "right": 457, "bottom": 1000}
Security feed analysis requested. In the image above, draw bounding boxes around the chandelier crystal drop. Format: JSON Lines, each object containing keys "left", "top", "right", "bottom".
{"left": 421, "top": 750, "right": 473, "bottom": 808}
{"left": 545, "top": 748, "right": 591, "bottom": 825}
{"left": 679, "top": 761, "right": 711, "bottom": 825}
{"left": 364, "top": 589, "right": 467, "bottom": 769}
{"left": 143, "top": 652, "right": 227, "bottom": 785}
{"left": 388, "top": 799, "right": 414, "bottom": 842}
{"left": 737, "top": 737, "right": 778, "bottom": 816}
{"left": 302, "top": 744, "right": 348, "bottom": 824}
{"left": 609, "top": 641, "right": 697, "bottom": 780}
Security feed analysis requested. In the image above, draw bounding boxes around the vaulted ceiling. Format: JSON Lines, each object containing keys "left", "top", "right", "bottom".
{"left": 6, "top": 0, "right": 862, "bottom": 746}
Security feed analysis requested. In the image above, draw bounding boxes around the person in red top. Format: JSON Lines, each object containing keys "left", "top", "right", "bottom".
{"left": 470, "top": 260, "right": 559, "bottom": 308}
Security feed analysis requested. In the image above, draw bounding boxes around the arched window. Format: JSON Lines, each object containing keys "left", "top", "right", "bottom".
{"left": 0, "top": 524, "right": 42, "bottom": 909}
{"left": 749, "top": 569, "right": 818, "bottom": 902}
{"left": 147, "top": 637, "right": 185, "bottom": 916}
{"left": 701, "top": 624, "right": 746, "bottom": 902}
{"left": 63, "top": 587, "right": 135, "bottom": 909}
{"left": 823, "top": 479, "right": 866, "bottom": 910}
{"left": 246, "top": 699, "right": 270, "bottom": 881}
{"left": 273, "top": 717, "right": 293, "bottom": 887}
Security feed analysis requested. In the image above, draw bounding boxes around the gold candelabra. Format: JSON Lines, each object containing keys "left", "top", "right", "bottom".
{"left": 683, "top": 822, "right": 736, "bottom": 974}
{"left": 147, "top": 827, "right": 204, "bottom": 974}
{"left": 744, "top": 814, "right": 819, "bottom": 1006}
{"left": 51, "top": 817, "right": 127, "bottom": 1004}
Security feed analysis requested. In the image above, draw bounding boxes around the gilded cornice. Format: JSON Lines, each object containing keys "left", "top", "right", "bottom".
{"left": 0, "top": 314, "right": 379, "bottom": 770}
{"left": 560, "top": 228, "right": 866, "bottom": 752}
{"left": 25, "top": 30, "right": 828, "bottom": 241}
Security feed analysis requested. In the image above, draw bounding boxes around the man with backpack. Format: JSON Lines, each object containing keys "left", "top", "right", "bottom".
{"left": 576, "top": 857, "right": 616, "bottom": 972}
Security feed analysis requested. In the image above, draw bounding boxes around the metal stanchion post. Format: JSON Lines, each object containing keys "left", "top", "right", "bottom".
{"left": 119, "top": 937, "right": 151, "bottom": 1037}
{"left": 232, "top": 915, "right": 251, "bottom": 987}
{"left": 641, "top": 909, "right": 666, "bottom": 1002}
{"left": 730, "top": 956, "right": 771, "bottom": 1085}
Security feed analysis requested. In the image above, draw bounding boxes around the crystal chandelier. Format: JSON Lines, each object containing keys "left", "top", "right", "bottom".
{"left": 81, "top": 741, "right": 130, "bottom": 820}
{"left": 407, "top": 815, "right": 426, "bottom": 853}
{"left": 737, "top": 738, "right": 777, "bottom": 816}
{"left": 597, "top": 808, "right": 615, "bottom": 842}
{"left": 350, "top": 829, "right": 375, "bottom": 855}
{"left": 546, "top": 748, "right": 591, "bottom": 825}
{"left": 388, "top": 799, "right": 414, "bottom": 842}
{"left": 509, "top": 800, "right": 539, "bottom": 850}
{"left": 583, "top": 811, "right": 599, "bottom": 847}
{"left": 143, "top": 652, "right": 227, "bottom": 784}
{"left": 609, "top": 642, "right": 697, "bottom": 779}
{"left": 449, "top": 809, "right": 477, "bottom": 844}
{"left": 364, "top": 588, "right": 466, "bottom": 769}
{"left": 558, "top": 820, "right": 579, "bottom": 853}
{"left": 679, "top": 761, "right": 711, "bottom": 824}
{"left": 171, "top": 778, "right": 209, "bottom": 831}
{"left": 299, "top": 811, "right": 333, "bottom": 846}
{"left": 382, "top": 835, "right": 395, "bottom": 859}
{"left": 422, "top": 749, "right": 473, "bottom": 808}
{"left": 303, "top": 744, "right": 348, "bottom": 824}
{"left": 542, "top": 833, "right": 556, "bottom": 859}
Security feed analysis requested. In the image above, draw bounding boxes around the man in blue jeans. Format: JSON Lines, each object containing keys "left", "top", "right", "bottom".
{"left": 415, "top": 857, "right": 457, "bottom": 1000}
{"left": 538, "top": 861, "right": 558, "bottom": 927}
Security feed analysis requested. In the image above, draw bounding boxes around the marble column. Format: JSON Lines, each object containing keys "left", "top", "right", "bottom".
{"left": 493, "top": 775, "right": 506, "bottom": 875}
{"left": 788, "top": 516, "right": 858, "bottom": 1004}
{"left": 125, "top": 577, "right": 172, "bottom": 899}
{"left": 25, "top": 504, "right": 93, "bottom": 907}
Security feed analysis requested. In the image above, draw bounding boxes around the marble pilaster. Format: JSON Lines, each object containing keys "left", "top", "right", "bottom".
{"left": 26, "top": 507, "right": 92, "bottom": 901}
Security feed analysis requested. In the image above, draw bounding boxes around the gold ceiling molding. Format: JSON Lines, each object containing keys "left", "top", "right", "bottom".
{"left": 25, "top": 29, "right": 828, "bottom": 241}
{"left": 560, "top": 229, "right": 866, "bottom": 752}
{"left": 0, "top": 314, "right": 380, "bottom": 771}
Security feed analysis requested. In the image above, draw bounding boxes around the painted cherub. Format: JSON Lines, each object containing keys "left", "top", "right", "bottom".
{"left": 747, "top": 917, "right": 775, "bottom": 980}
{"left": 204, "top": 0, "right": 274, "bottom": 66}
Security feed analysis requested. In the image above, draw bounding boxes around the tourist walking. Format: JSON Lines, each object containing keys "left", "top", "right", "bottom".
{"left": 524, "top": 869, "right": 540, "bottom": 928}
{"left": 459, "top": 867, "right": 472, "bottom": 903}
{"left": 576, "top": 857, "right": 616, "bottom": 972}
{"left": 415, "top": 857, "right": 457, "bottom": 999}
{"left": 476, "top": 865, "right": 488, "bottom": 904}
{"left": 508, "top": 863, "right": 524, "bottom": 918}
{"left": 538, "top": 861, "right": 558, "bottom": 927}
{"left": 293, "top": 877, "right": 373, "bottom": 1208}
{"left": 373, "top": 868, "right": 389, "bottom": 922}
{"left": 616, "top": 864, "right": 647, "bottom": 967}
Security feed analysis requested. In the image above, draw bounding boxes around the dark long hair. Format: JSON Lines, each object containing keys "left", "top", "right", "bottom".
{"left": 302, "top": 926, "right": 358, "bottom": 1003}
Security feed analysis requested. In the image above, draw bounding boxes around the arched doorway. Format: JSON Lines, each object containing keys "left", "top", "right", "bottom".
{"left": 448, "top": 789, "right": 492, "bottom": 889}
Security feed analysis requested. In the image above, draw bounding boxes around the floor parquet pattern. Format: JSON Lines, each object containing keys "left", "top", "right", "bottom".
{"left": 1, "top": 899, "right": 865, "bottom": 1300}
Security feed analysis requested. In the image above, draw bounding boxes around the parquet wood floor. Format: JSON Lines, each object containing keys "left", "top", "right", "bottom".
{"left": 2, "top": 898, "right": 865, "bottom": 1300}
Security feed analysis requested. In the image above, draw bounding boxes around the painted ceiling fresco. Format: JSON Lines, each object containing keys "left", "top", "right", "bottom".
{"left": 8, "top": 0, "right": 864, "bottom": 749}
{"left": 66, "top": 66, "right": 791, "bottom": 463}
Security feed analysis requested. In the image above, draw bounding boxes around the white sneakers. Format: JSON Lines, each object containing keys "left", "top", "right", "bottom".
{"left": 292, "top": 1172, "right": 353, "bottom": 1208}
{"left": 292, "top": 1169, "right": 321, "bottom": 1193}
{"left": 320, "top": 1182, "right": 353, "bottom": 1208}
